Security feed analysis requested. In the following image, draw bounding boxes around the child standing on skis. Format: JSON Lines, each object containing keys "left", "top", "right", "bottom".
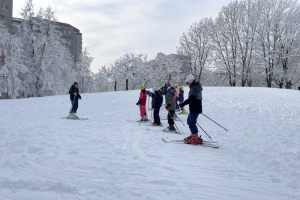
{"left": 165, "top": 86, "right": 176, "bottom": 131}
{"left": 178, "top": 86, "right": 187, "bottom": 114}
{"left": 147, "top": 88, "right": 163, "bottom": 126}
{"left": 173, "top": 84, "right": 180, "bottom": 111}
{"left": 136, "top": 85, "right": 148, "bottom": 121}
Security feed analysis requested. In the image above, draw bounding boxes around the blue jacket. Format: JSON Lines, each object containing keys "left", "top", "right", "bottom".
{"left": 179, "top": 90, "right": 184, "bottom": 102}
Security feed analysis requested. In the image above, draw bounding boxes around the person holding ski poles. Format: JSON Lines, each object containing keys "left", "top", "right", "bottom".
{"left": 152, "top": 88, "right": 163, "bottom": 126}
{"left": 179, "top": 74, "right": 203, "bottom": 144}
{"left": 136, "top": 85, "right": 148, "bottom": 121}
{"left": 68, "top": 82, "right": 82, "bottom": 118}
{"left": 165, "top": 86, "right": 176, "bottom": 131}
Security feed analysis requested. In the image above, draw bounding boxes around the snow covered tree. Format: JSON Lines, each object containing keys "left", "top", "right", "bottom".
{"left": 177, "top": 18, "right": 213, "bottom": 81}
{"left": 75, "top": 48, "right": 94, "bottom": 93}
{"left": 19, "top": 0, "right": 77, "bottom": 97}
{"left": 0, "top": 20, "right": 28, "bottom": 98}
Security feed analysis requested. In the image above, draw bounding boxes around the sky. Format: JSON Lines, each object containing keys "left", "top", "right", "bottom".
{"left": 13, "top": 0, "right": 233, "bottom": 73}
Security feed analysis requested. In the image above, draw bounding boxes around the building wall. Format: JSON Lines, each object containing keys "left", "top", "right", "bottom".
{"left": 0, "top": 0, "right": 13, "bottom": 32}
{"left": 59, "top": 25, "right": 82, "bottom": 63}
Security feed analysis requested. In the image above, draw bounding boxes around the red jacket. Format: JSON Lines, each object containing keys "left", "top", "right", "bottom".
{"left": 138, "top": 90, "right": 147, "bottom": 106}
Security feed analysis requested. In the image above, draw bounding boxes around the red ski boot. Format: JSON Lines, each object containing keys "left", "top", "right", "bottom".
{"left": 184, "top": 133, "right": 199, "bottom": 145}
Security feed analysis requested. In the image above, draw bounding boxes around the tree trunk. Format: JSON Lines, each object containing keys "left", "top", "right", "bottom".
{"left": 126, "top": 79, "right": 128, "bottom": 91}
{"left": 114, "top": 81, "right": 117, "bottom": 91}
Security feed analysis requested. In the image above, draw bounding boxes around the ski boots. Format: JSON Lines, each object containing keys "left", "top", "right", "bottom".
{"left": 184, "top": 133, "right": 199, "bottom": 145}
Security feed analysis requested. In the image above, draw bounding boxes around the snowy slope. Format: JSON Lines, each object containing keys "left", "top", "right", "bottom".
{"left": 0, "top": 87, "right": 299, "bottom": 200}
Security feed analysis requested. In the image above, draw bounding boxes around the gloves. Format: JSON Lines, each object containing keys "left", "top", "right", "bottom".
{"left": 136, "top": 102, "right": 139, "bottom": 105}
{"left": 165, "top": 104, "right": 171, "bottom": 110}
{"left": 179, "top": 103, "right": 184, "bottom": 108}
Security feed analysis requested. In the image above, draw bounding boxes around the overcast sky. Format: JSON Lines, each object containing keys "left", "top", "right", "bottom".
{"left": 13, "top": 0, "right": 233, "bottom": 73}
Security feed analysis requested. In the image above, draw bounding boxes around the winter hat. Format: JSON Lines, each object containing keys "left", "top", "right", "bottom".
{"left": 74, "top": 82, "right": 78, "bottom": 85}
{"left": 173, "top": 84, "right": 178, "bottom": 88}
{"left": 179, "top": 86, "right": 183, "bottom": 90}
{"left": 140, "top": 85, "right": 145, "bottom": 90}
{"left": 184, "top": 74, "right": 195, "bottom": 84}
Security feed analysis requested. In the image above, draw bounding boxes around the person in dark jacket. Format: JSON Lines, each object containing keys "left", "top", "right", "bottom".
{"left": 165, "top": 86, "right": 176, "bottom": 131}
{"left": 180, "top": 75, "right": 203, "bottom": 144}
{"left": 151, "top": 88, "right": 163, "bottom": 126}
{"left": 68, "top": 82, "right": 82, "bottom": 118}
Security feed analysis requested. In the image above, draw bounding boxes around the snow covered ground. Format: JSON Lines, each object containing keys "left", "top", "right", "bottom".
{"left": 0, "top": 87, "right": 300, "bottom": 200}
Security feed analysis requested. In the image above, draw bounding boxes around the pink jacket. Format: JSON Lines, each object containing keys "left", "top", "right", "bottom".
{"left": 138, "top": 90, "right": 147, "bottom": 106}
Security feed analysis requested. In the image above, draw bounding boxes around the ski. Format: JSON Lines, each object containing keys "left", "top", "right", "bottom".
{"left": 162, "top": 128, "right": 181, "bottom": 135}
{"left": 162, "top": 139, "right": 218, "bottom": 144}
{"left": 127, "top": 119, "right": 149, "bottom": 123}
{"left": 62, "top": 117, "right": 88, "bottom": 121}
{"left": 162, "top": 138, "right": 219, "bottom": 148}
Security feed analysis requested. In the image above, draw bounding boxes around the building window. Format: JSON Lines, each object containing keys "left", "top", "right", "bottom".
{"left": 2, "top": 3, "right": 9, "bottom": 11}
{"left": 68, "top": 36, "right": 71, "bottom": 39}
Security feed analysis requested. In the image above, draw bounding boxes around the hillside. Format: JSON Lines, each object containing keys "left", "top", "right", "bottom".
{"left": 0, "top": 87, "right": 299, "bottom": 200}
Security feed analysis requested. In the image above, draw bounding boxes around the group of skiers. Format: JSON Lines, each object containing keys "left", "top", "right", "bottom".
{"left": 67, "top": 74, "right": 203, "bottom": 145}
{"left": 137, "top": 74, "right": 203, "bottom": 145}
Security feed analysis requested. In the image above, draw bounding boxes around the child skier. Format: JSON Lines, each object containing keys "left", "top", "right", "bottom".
{"left": 147, "top": 88, "right": 163, "bottom": 126}
{"left": 152, "top": 88, "right": 163, "bottom": 126}
{"left": 136, "top": 85, "right": 148, "bottom": 121}
{"left": 178, "top": 86, "right": 187, "bottom": 114}
{"left": 165, "top": 86, "right": 176, "bottom": 131}
{"left": 180, "top": 74, "right": 203, "bottom": 144}
{"left": 173, "top": 84, "right": 180, "bottom": 111}
{"left": 68, "top": 82, "right": 82, "bottom": 119}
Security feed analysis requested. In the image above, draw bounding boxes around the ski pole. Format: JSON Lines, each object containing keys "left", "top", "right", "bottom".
{"left": 150, "top": 108, "right": 153, "bottom": 125}
{"left": 175, "top": 113, "right": 185, "bottom": 126}
{"left": 202, "top": 113, "right": 228, "bottom": 132}
{"left": 185, "top": 110, "right": 212, "bottom": 140}
{"left": 197, "top": 123, "right": 212, "bottom": 140}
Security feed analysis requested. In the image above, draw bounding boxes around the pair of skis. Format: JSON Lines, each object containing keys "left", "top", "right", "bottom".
{"left": 62, "top": 117, "right": 88, "bottom": 121}
{"left": 162, "top": 138, "right": 219, "bottom": 148}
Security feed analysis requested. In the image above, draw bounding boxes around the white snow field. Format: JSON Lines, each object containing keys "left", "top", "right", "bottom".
{"left": 0, "top": 87, "right": 300, "bottom": 200}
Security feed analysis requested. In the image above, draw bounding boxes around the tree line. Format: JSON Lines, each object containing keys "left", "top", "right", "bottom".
{"left": 96, "top": 0, "right": 300, "bottom": 92}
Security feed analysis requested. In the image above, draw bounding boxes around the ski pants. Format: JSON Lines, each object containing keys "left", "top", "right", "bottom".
{"left": 187, "top": 113, "right": 199, "bottom": 133}
{"left": 167, "top": 110, "right": 175, "bottom": 126}
{"left": 71, "top": 99, "right": 78, "bottom": 113}
{"left": 175, "top": 100, "right": 179, "bottom": 110}
{"left": 154, "top": 107, "right": 161, "bottom": 125}
{"left": 139, "top": 105, "right": 146, "bottom": 116}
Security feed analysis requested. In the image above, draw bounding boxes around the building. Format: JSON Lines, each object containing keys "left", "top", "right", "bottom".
{"left": 0, "top": 0, "right": 13, "bottom": 32}
{"left": 9, "top": 18, "right": 83, "bottom": 63}
{"left": 57, "top": 21, "right": 82, "bottom": 63}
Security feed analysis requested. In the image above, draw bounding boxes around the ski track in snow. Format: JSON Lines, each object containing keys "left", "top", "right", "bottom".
{"left": 0, "top": 88, "right": 300, "bottom": 200}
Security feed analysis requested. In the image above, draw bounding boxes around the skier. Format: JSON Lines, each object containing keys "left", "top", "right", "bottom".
{"left": 152, "top": 88, "right": 163, "bottom": 126}
{"left": 165, "top": 86, "right": 176, "bottom": 131}
{"left": 173, "top": 84, "right": 180, "bottom": 111}
{"left": 68, "top": 82, "right": 82, "bottom": 119}
{"left": 179, "top": 74, "right": 203, "bottom": 144}
{"left": 178, "top": 86, "right": 187, "bottom": 114}
{"left": 136, "top": 85, "right": 148, "bottom": 121}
